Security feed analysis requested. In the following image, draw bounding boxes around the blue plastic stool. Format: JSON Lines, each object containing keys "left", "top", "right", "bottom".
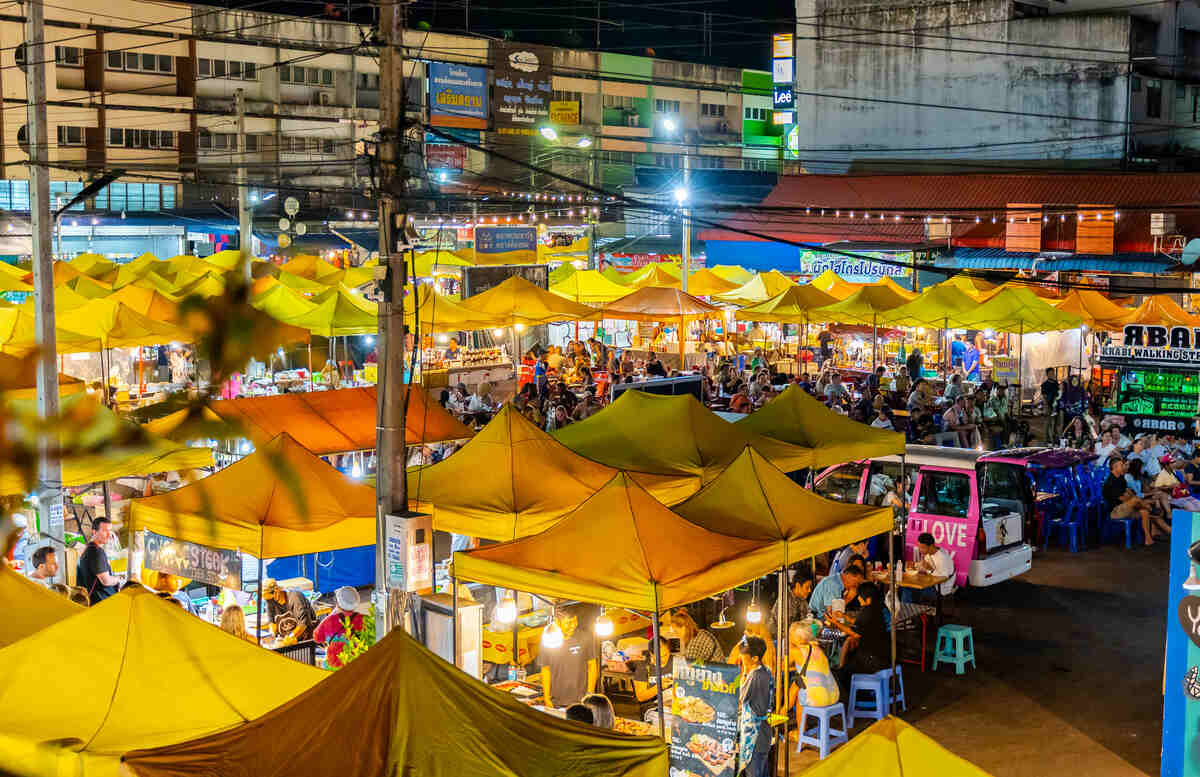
{"left": 1107, "top": 517, "right": 1142, "bottom": 549}
{"left": 932, "top": 625, "right": 976, "bottom": 674}
{"left": 847, "top": 673, "right": 887, "bottom": 726}
{"left": 796, "top": 703, "right": 848, "bottom": 760}
{"left": 873, "top": 665, "right": 907, "bottom": 712}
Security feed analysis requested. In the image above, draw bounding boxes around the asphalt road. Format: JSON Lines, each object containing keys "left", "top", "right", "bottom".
{"left": 791, "top": 543, "right": 1168, "bottom": 775}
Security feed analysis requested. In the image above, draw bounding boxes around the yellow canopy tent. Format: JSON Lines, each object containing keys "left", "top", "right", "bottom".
{"left": 456, "top": 275, "right": 600, "bottom": 327}
{"left": 279, "top": 284, "right": 377, "bottom": 337}
{"left": 550, "top": 269, "right": 632, "bottom": 304}
{"left": 408, "top": 404, "right": 624, "bottom": 540}
{"left": 627, "top": 262, "right": 682, "bottom": 289}
{"left": 129, "top": 271, "right": 184, "bottom": 297}
{"left": 1052, "top": 289, "right": 1134, "bottom": 331}
{"left": 411, "top": 250, "right": 474, "bottom": 278}
{"left": 279, "top": 253, "right": 344, "bottom": 281}
{"left": 107, "top": 285, "right": 182, "bottom": 323}
{"left": 0, "top": 352, "right": 85, "bottom": 399}
{"left": 40, "top": 298, "right": 191, "bottom": 352}
{"left": 18, "top": 284, "right": 90, "bottom": 312}
{"left": 67, "top": 252, "right": 118, "bottom": 281}
{"left": 454, "top": 472, "right": 781, "bottom": 611}
{"left": 403, "top": 284, "right": 496, "bottom": 333}
{"left": 735, "top": 284, "right": 837, "bottom": 323}
{"left": 0, "top": 588, "right": 324, "bottom": 777}
{"left": 552, "top": 390, "right": 813, "bottom": 497}
{"left": 0, "top": 272, "right": 32, "bottom": 293}
{"left": 598, "top": 286, "right": 723, "bottom": 322}
{"left": 146, "top": 386, "right": 472, "bottom": 454}
{"left": 716, "top": 269, "right": 796, "bottom": 306}
{"left": 941, "top": 273, "right": 1001, "bottom": 301}
{"left": 867, "top": 276, "right": 918, "bottom": 300}
{"left": 878, "top": 284, "right": 979, "bottom": 329}
{"left": 122, "top": 625, "right": 667, "bottom": 777}
{"left": 170, "top": 270, "right": 226, "bottom": 298}
{"left": 812, "top": 285, "right": 914, "bottom": 368}
{"left": 1120, "top": 294, "right": 1199, "bottom": 328}
{"left": 674, "top": 446, "right": 894, "bottom": 556}
{"left": 65, "top": 274, "right": 114, "bottom": 299}
{"left": 686, "top": 267, "right": 741, "bottom": 296}
{"left": 203, "top": 249, "right": 251, "bottom": 272}
{"left": 795, "top": 717, "right": 996, "bottom": 777}
{"left": 251, "top": 276, "right": 318, "bottom": 321}
{"left": 953, "top": 286, "right": 1083, "bottom": 332}
{"left": 0, "top": 563, "right": 82, "bottom": 648}
{"left": 274, "top": 269, "right": 335, "bottom": 294}
{"left": 548, "top": 261, "right": 578, "bottom": 284}
{"left": 709, "top": 264, "right": 755, "bottom": 285}
{"left": 810, "top": 269, "right": 859, "bottom": 300}
{"left": 600, "top": 265, "right": 631, "bottom": 285}
{"left": 130, "top": 432, "right": 376, "bottom": 556}
{"left": 0, "top": 260, "right": 29, "bottom": 283}
{"left": 734, "top": 385, "right": 904, "bottom": 467}
{"left": 340, "top": 265, "right": 375, "bottom": 288}
{"left": 0, "top": 307, "right": 101, "bottom": 356}
{"left": 0, "top": 396, "right": 215, "bottom": 496}
{"left": 24, "top": 261, "right": 86, "bottom": 287}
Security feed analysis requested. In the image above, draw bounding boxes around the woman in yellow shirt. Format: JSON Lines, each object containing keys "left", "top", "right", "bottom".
{"left": 787, "top": 621, "right": 839, "bottom": 715}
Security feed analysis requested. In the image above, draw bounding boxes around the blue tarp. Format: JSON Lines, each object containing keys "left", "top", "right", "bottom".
{"left": 943, "top": 247, "right": 1172, "bottom": 274}
{"left": 266, "top": 545, "right": 374, "bottom": 593}
{"left": 704, "top": 239, "right": 802, "bottom": 271}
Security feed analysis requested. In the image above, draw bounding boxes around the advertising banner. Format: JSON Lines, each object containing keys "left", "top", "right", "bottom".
{"left": 1162, "top": 509, "right": 1200, "bottom": 777}
{"left": 492, "top": 42, "right": 553, "bottom": 133}
{"left": 474, "top": 225, "right": 538, "bottom": 265}
{"left": 463, "top": 264, "right": 549, "bottom": 297}
{"left": 798, "top": 250, "right": 911, "bottom": 284}
{"left": 429, "top": 62, "right": 488, "bottom": 129}
{"left": 991, "top": 355, "right": 1018, "bottom": 383}
{"left": 144, "top": 530, "right": 242, "bottom": 589}
{"left": 670, "top": 659, "right": 741, "bottom": 777}
{"left": 606, "top": 254, "right": 706, "bottom": 271}
{"left": 549, "top": 100, "right": 580, "bottom": 125}
{"left": 425, "top": 143, "right": 467, "bottom": 171}
{"left": 539, "top": 225, "right": 588, "bottom": 260}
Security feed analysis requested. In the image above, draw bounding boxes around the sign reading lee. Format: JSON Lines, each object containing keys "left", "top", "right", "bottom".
{"left": 670, "top": 660, "right": 741, "bottom": 777}
{"left": 144, "top": 531, "right": 242, "bottom": 589}
{"left": 492, "top": 42, "right": 552, "bottom": 134}
{"left": 428, "top": 62, "right": 488, "bottom": 129}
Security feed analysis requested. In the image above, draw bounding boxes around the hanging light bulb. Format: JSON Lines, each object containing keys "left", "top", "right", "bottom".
{"left": 745, "top": 601, "right": 763, "bottom": 624}
{"left": 493, "top": 328, "right": 504, "bottom": 337}
{"left": 541, "top": 619, "right": 565, "bottom": 649}
{"left": 350, "top": 459, "right": 362, "bottom": 479}
{"left": 595, "top": 611, "right": 614, "bottom": 638}
{"left": 495, "top": 594, "right": 517, "bottom": 624}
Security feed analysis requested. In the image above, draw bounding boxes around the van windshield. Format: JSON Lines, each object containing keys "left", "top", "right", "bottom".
{"left": 814, "top": 462, "right": 866, "bottom": 503}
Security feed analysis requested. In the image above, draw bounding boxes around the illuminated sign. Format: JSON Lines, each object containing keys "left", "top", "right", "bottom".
{"left": 772, "top": 57, "right": 793, "bottom": 83}
{"left": 773, "top": 84, "right": 795, "bottom": 110}
{"left": 773, "top": 111, "right": 794, "bottom": 125}
{"left": 772, "top": 33, "right": 794, "bottom": 58}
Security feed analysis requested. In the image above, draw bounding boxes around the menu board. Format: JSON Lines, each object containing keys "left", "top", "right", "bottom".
{"left": 670, "top": 660, "right": 741, "bottom": 777}
{"left": 144, "top": 530, "right": 242, "bottom": 589}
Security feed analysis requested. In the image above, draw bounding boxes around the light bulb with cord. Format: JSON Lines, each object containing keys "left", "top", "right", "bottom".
{"left": 495, "top": 593, "right": 517, "bottom": 624}
{"left": 594, "top": 610, "right": 614, "bottom": 638}
{"left": 745, "top": 601, "right": 763, "bottom": 625}
{"left": 542, "top": 608, "right": 564, "bottom": 649}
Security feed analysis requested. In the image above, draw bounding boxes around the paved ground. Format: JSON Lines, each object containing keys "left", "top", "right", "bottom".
{"left": 789, "top": 542, "right": 1169, "bottom": 775}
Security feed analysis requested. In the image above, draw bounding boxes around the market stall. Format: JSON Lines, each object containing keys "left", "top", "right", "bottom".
{"left": 0, "top": 587, "right": 324, "bottom": 777}
{"left": 1101, "top": 321, "right": 1200, "bottom": 438}
{"left": 122, "top": 626, "right": 668, "bottom": 777}
{"left": 597, "top": 285, "right": 724, "bottom": 362}
{"left": 812, "top": 284, "right": 913, "bottom": 369}
{"left": 628, "top": 262, "right": 682, "bottom": 289}
{"left": 715, "top": 269, "right": 795, "bottom": 307}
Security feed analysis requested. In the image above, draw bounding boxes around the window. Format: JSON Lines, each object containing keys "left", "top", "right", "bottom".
{"left": 158, "top": 55, "right": 173, "bottom": 73}
{"left": 358, "top": 72, "right": 380, "bottom": 89}
{"left": 744, "top": 158, "right": 777, "bottom": 172}
{"left": 1147, "top": 78, "right": 1163, "bottom": 118}
{"left": 55, "top": 46, "right": 82, "bottom": 67}
{"left": 308, "top": 137, "right": 323, "bottom": 153}
{"left": 979, "top": 462, "right": 1029, "bottom": 510}
{"left": 212, "top": 133, "right": 229, "bottom": 150}
{"left": 1179, "top": 82, "right": 1189, "bottom": 102}
{"left": 867, "top": 461, "right": 908, "bottom": 508}
{"left": 245, "top": 134, "right": 259, "bottom": 152}
{"left": 141, "top": 53, "right": 156, "bottom": 72}
{"left": 701, "top": 102, "right": 725, "bottom": 117}
{"left": 814, "top": 462, "right": 866, "bottom": 503}
{"left": 744, "top": 106, "right": 768, "bottom": 121}
{"left": 553, "top": 89, "right": 583, "bottom": 103}
{"left": 198, "top": 131, "right": 212, "bottom": 150}
{"left": 321, "top": 68, "right": 333, "bottom": 86}
{"left": 308, "top": 68, "right": 321, "bottom": 85}
{"left": 244, "top": 62, "right": 257, "bottom": 80}
{"left": 916, "top": 471, "right": 971, "bottom": 519}
{"left": 229, "top": 60, "right": 242, "bottom": 79}
{"left": 322, "top": 139, "right": 335, "bottom": 155}
{"left": 654, "top": 98, "right": 680, "bottom": 113}
{"left": 107, "top": 51, "right": 123, "bottom": 70}
{"left": 213, "top": 59, "right": 226, "bottom": 78}
{"left": 109, "top": 127, "right": 123, "bottom": 146}
{"left": 107, "top": 49, "right": 174, "bottom": 74}
{"left": 198, "top": 58, "right": 211, "bottom": 77}
{"left": 653, "top": 152, "right": 680, "bottom": 169}
{"left": 56, "top": 125, "right": 83, "bottom": 146}
{"left": 278, "top": 65, "right": 291, "bottom": 82}
{"left": 602, "top": 94, "right": 634, "bottom": 109}
{"left": 1132, "top": 76, "right": 1142, "bottom": 92}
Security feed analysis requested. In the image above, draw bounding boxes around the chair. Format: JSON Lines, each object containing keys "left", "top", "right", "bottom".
{"left": 1105, "top": 514, "right": 1143, "bottom": 549}
{"left": 932, "top": 624, "right": 976, "bottom": 674}
{"left": 874, "top": 665, "right": 907, "bottom": 712}
{"left": 796, "top": 703, "right": 848, "bottom": 760}
{"left": 847, "top": 673, "right": 888, "bottom": 726}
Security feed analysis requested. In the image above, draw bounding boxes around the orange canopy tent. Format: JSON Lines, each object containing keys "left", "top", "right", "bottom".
{"left": 0, "top": 352, "right": 85, "bottom": 398}
{"left": 1052, "top": 289, "right": 1134, "bottom": 331}
{"left": 146, "top": 386, "right": 472, "bottom": 454}
{"left": 1121, "top": 294, "right": 1198, "bottom": 327}
{"left": 627, "top": 262, "right": 682, "bottom": 289}
{"left": 599, "top": 286, "right": 723, "bottom": 357}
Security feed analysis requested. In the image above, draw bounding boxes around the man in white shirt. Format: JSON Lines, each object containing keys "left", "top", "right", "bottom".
{"left": 917, "top": 532, "right": 956, "bottom": 596}
{"left": 1093, "top": 429, "right": 1118, "bottom": 468}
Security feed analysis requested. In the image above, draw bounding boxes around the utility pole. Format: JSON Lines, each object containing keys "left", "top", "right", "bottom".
{"left": 680, "top": 152, "right": 691, "bottom": 293}
{"left": 25, "top": 0, "right": 64, "bottom": 553}
{"left": 374, "top": 0, "right": 412, "bottom": 639}
{"left": 235, "top": 88, "right": 252, "bottom": 277}
{"left": 586, "top": 151, "right": 597, "bottom": 270}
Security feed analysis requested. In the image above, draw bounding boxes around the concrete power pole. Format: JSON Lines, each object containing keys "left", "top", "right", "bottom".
{"left": 680, "top": 152, "right": 691, "bottom": 293}
{"left": 235, "top": 88, "right": 252, "bottom": 277}
{"left": 374, "top": 0, "right": 412, "bottom": 639}
{"left": 25, "top": 0, "right": 64, "bottom": 550}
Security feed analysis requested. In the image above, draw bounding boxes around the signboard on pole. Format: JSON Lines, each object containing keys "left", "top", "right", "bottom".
{"left": 491, "top": 42, "right": 552, "bottom": 134}
{"left": 1161, "top": 508, "right": 1200, "bottom": 777}
{"left": 429, "top": 62, "right": 488, "bottom": 129}
{"left": 670, "top": 659, "right": 741, "bottom": 777}
{"left": 992, "top": 355, "right": 1019, "bottom": 383}
{"left": 144, "top": 530, "right": 242, "bottom": 589}
{"left": 473, "top": 225, "right": 538, "bottom": 265}
{"left": 549, "top": 100, "right": 580, "bottom": 125}
{"left": 425, "top": 143, "right": 467, "bottom": 171}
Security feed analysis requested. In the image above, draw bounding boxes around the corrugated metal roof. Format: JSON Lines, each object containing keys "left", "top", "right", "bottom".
{"left": 941, "top": 247, "right": 1172, "bottom": 274}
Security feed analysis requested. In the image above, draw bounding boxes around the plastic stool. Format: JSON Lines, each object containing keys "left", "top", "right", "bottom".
{"left": 847, "top": 673, "right": 887, "bottom": 726}
{"left": 932, "top": 625, "right": 976, "bottom": 674}
{"left": 796, "top": 703, "right": 848, "bottom": 760}
{"left": 874, "top": 665, "right": 907, "bottom": 712}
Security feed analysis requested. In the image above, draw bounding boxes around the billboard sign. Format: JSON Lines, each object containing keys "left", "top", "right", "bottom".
{"left": 549, "top": 100, "right": 580, "bottom": 125}
{"left": 429, "top": 62, "right": 488, "bottom": 129}
{"left": 474, "top": 225, "right": 538, "bottom": 265}
{"left": 492, "top": 42, "right": 553, "bottom": 133}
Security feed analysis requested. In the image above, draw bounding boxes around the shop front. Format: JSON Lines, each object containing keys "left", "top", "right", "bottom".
{"left": 1101, "top": 324, "right": 1200, "bottom": 438}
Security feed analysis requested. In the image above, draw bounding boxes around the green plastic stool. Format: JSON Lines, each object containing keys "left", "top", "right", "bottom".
{"left": 932, "top": 625, "right": 976, "bottom": 674}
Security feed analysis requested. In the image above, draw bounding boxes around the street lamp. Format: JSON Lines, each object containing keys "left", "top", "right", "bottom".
{"left": 662, "top": 117, "right": 677, "bottom": 133}
{"left": 539, "top": 126, "right": 558, "bottom": 141}
{"left": 575, "top": 136, "right": 593, "bottom": 148}
{"left": 673, "top": 186, "right": 688, "bottom": 205}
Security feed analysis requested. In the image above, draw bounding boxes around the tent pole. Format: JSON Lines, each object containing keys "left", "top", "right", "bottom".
{"left": 308, "top": 342, "right": 313, "bottom": 392}
{"left": 872, "top": 313, "right": 877, "bottom": 371}
{"left": 889, "top": 459, "right": 898, "bottom": 709}
{"left": 101, "top": 480, "right": 112, "bottom": 523}
{"left": 1017, "top": 323, "right": 1024, "bottom": 408}
{"left": 511, "top": 589, "right": 520, "bottom": 672}
{"left": 651, "top": 595, "right": 666, "bottom": 739}
{"left": 779, "top": 564, "right": 790, "bottom": 775}
{"left": 451, "top": 571, "right": 458, "bottom": 669}
{"left": 256, "top": 556, "right": 264, "bottom": 646}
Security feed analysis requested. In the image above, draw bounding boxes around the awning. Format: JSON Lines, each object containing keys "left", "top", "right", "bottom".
{"left": 943, "top": 248, "right": 1172, "bottom": 274}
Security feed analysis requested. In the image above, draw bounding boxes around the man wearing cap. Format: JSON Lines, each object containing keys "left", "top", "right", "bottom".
{"left": 263, "top": 578, "right": 317, "bottom": 644}
{"left": 314, "top": 586, "right": 366, "bottom": 669}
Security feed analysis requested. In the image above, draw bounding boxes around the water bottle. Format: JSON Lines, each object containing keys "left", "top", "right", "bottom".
{"left": 508, "top": 665, "right": 517, "bottom": 682}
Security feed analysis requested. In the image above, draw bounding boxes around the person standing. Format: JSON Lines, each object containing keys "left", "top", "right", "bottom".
{"left": 314, "top": 586, "right": 368, "bottom": 669}
{"left": 950, "top": 334, "right": 966, "bottom": 368}
{"left": 76, "top": 517, "right": 121, "bottom": 605}
{"left": 737, "top": 635, "right": 774, "bottom": 777}
{"left": 1041, "top": 368, "right": 1061, "bottom": 444}
{"left": 962, "top": 341, "right": 981, "bottom": 381}
{"left": 263, "top": 578, "right": 317, "bottom": 643}
{"left": 905, "top": 348, "right": 924, "bottom": 381}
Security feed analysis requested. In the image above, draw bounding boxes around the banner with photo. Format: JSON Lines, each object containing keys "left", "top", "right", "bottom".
{"left": 539, "top": 225, "right": 588, "bottom": 260}
{"left": 670, "top": 659, "right": 742, "bottom": 777}
{"left": 492, "top": 42, "right": 553, "bottom": 134}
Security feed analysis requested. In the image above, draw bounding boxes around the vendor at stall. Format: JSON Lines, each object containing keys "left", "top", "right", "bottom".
{"left": 263, "top": 578, "right": 317, "bottom": 643}
{"left": 538, "top": 606, "right": 599, "bottom": 708}
{"left": 630, "top": 634, "right": 674, "bottom": 702}
{"left": 314, "top": 586, "right": 367, "bottom": 669}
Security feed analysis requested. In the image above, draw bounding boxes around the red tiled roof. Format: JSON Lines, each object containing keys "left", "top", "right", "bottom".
{"left": 698, "top": 172, "right": 1200, "bottom": 254}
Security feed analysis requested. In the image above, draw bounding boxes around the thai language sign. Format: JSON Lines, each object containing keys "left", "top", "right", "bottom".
{"left": 670, "top": 659, "right": 741, "bottom": 777}
{"left": 429, "top": 62, "right": 488, "bottom": 129}
{"left": 492, "top": 42, "right": 552, "bottom": 133}
{"left": 474, "top": 226, "right": 538, "bottom": 265}
{"left": 799, "top": 250, "right": 911, "bottom": 283}
{"left": 144, "top": 530, "right": 241, "bottom": 589}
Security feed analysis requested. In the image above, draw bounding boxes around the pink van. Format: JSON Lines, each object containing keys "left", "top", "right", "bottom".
{"left": 813, "top": 445, "right": 1036, "bottom": 588}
